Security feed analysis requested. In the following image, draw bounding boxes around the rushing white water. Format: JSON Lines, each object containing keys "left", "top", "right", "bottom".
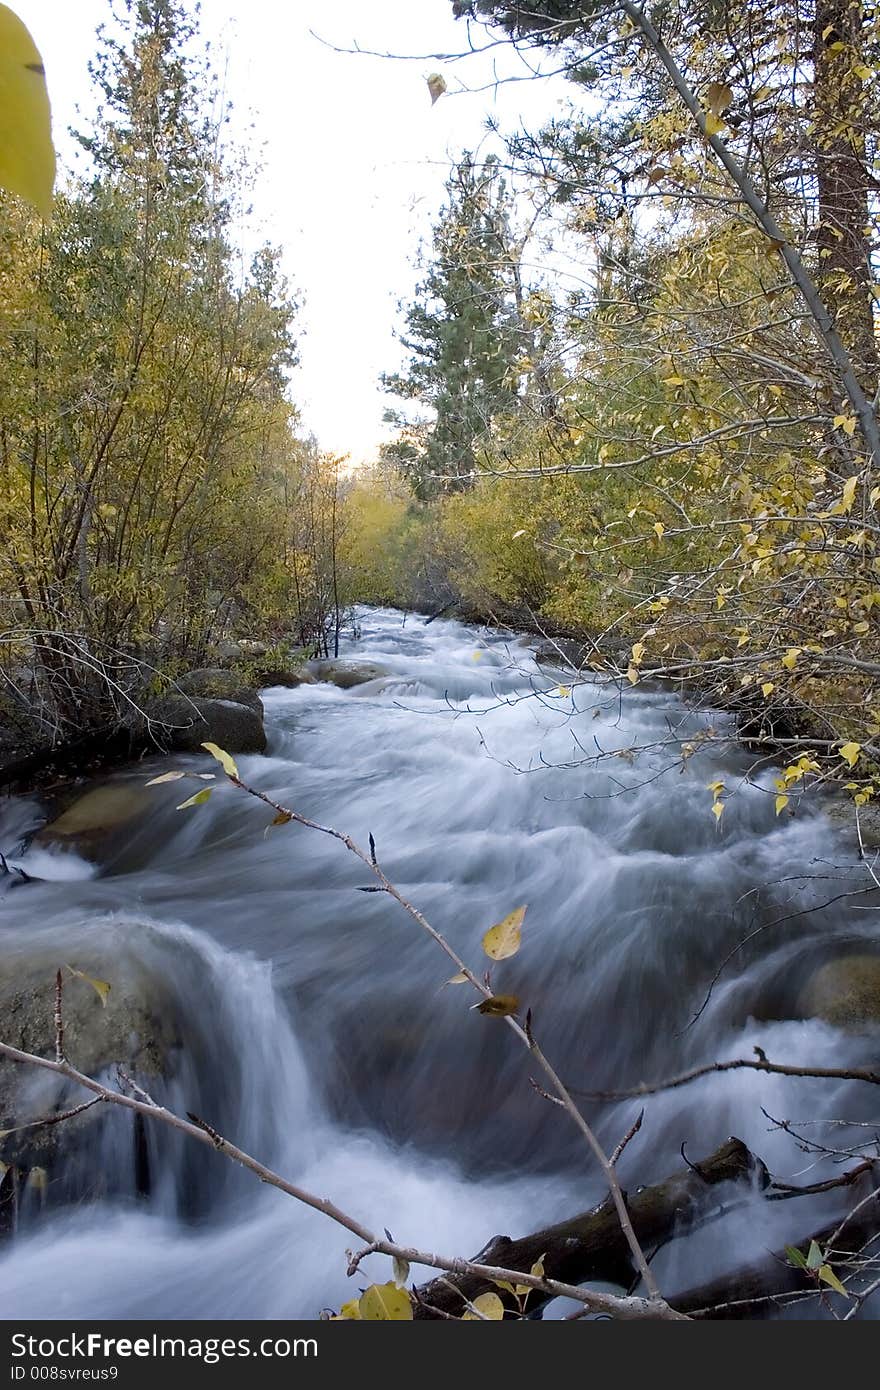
{"left": 1, "top": 607, "right": 878, "bottom": 1317}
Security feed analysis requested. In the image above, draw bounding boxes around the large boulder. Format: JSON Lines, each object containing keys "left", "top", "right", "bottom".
{"left": 173, "top": 669, "right": 264, "bottom": 715}
{"left": 822, "top": 793, "right": 880, "bottom": 852}
{"left": 0, "top": 944, "right": 180, "bottom": 1180}
{"left": 146, "top": 694, "right": 266, "bottom": 754}
{"left": 798, "top": 954, "right": 880, "bottom": 1029}
{"left": 308, "top": 659, "right": 390, "bottom": 689}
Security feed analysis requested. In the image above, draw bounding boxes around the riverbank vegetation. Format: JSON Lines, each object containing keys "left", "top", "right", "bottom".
{"left": 0, "top": 0, "right": 352, "bottom": 779}
{"left": 340, "top": 0, "right": 880, "bottom": 805}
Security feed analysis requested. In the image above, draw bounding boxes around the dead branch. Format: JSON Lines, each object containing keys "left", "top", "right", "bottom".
{"left": 569, "top": 1053, "right": 880, "bottom": 1102}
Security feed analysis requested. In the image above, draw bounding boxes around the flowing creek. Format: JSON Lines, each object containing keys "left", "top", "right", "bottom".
{"left": 0, "top": 607, "right": 878, "bottom": 1317}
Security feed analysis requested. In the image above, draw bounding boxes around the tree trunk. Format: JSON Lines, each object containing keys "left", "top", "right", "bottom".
{"left": 813, "top": 0, "right": 877, "bottom": 390}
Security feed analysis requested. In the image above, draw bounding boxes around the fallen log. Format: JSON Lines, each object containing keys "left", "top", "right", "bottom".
{"left": 413, "top": 1136, "right": 765, "bottom": 1319}
{"left": 672, "top": 1187, "right": 880, "bottom": 1319}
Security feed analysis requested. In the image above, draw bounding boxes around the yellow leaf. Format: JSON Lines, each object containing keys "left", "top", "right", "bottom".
{"left": 512, "top": 528, "right": 527, "bottom": 539}
{"left": 444, "top": 971, "right": 469, "bottom": 986}
{"left": 716, "top": 591, "right": 726, "bottom": 610}
{"left": 705, "top": 81, "right": 733, "bottom": 114}
{"left": 711, "top": 799, "right": 724, "bottom": 821}
{"left": 358, "top": 1283, "right": 413, "bottom": 1320}
{"left": 65, "top": 965, "right": 110, "bottom": 1007}
{"left": 200, "top": 742, "right": 239, "bottom": 779}
{"left": 392, "top": 1256, "right": 410, "bottom": 1289}
{"left": 775, "top": 794, "right": 790, "bottom": 815}
{"left": 626, "top": 664, "right": 640, "bottom": 685}
{"left": 653, "top": 522, "right": 665, "bottom": 540}
{"left": 466, "top": 1292, "right": 504, "bottom": 1320}
{"left": 145, "top": 770, "right": 187, "bottom": 785}
{"left": 761, "top": 682, "right": 775, "bottom": 697}
{"left": 704, "top": 111, "right": 727, "bottom": 135}
{"left": 177, "top": 787, "right": 213, "bottom": 810}
{"left": 840, "top": 741, "right": 861, "bottom": 768}
{"left": 0, "top": 5, "right": 54, "bottom": 217}
{"left": 482, "top": 905, "right": 526, "bottom": 961}
{"left": 836, "top": 416, "right": 857, "bottom": 439}
{"left": 473, "top": 994, "right": 520, "bottom": 1018}
{"left": 338, "top": 1298, "right": 361, "bottom": 1320}
{"left": 781, "top": 647, "right": 801, "bottom": 670}
{"left": 707, "top": 779, "right": 725, "bottom": 795}
{"left": 631, "top": 641, "right": 646, "bottom": 665}
{"left": 269, "top": 810, "right": 292, "bottom": 827}
{"left": 556, "top": 685, "right": 571, "bottom": 698}
{"left": 817, "top": 1264, "right": 850, "bottom": 1298}
{"left": 838, "top": 475, "right": 859, "bottom": 515}
{"left": 426, "top": 72, "right": 447, "bottom": 105}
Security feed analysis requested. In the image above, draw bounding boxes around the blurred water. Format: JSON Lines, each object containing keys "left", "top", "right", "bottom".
{"left": 0, "top": 607, "right": 877, "bottom": 1317}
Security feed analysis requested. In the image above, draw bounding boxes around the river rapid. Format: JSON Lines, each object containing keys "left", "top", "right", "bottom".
{"left": 0, "top": 607, "right": 877, "bottom": 1317}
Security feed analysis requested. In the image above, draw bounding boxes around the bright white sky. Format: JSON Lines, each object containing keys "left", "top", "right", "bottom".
{"left": 14, "top": 0, "right": 570, "bottom": 463}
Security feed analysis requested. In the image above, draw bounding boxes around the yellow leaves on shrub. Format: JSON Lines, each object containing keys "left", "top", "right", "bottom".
{"left": 775, "top": 794, "right": 789, "bottom": 816}
{"left": 0, "top": 4, "right": 55, "bottom": 217}
{"left": 833, "top": 415, "right": 857, "bottom": 439}
{"left": 839, "top": 742, "right": 861, "bottom": 769}
{"left": 705, "top": 81, "right": 733, "bottom": 114}
{"left": 336, "top": 1283, "right": 413, "bottom": 1321}
{"left": 781, "top": 647, "right": 801, "bottom": 671}
{"left": 482, "top": 904, "right": 526, "bottom": 960}
{"left": 462, "top": 1292, "right": 504, "bottom": 1320}
{"left": 628, "top": 640, "right": 647, "bottom": 685}
{"left": 707, "top": 779, "right": 725, "bottom": 822}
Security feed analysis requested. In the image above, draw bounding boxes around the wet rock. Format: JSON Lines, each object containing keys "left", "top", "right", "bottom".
{"left": 37, "top": 783, "right": 152, "bottom": 856}
{"left": 798, "top": 954, "right": 880, "bottom": 1029}
{"left": 146, "top": 694, "right": 266, "bottom": 755}
{"left": 174, "top": 669, "right": 264, "bottom": 716}
{"left": 256, "top": 667, "right": 315, "bottom": 689}
{"left": 0, "top": 948, "right": 180, "bottom": 1176}
{"left": 35, "top": 781, "right": 172, "bottom": 863}
{"left": 533, "top": 638, "right": 586, "bottom": 670}
{"left": 214, "top": 639, "right": 243, "bottom": 662}
{"left": 822, "top": 793, "right": 880, "bottom": 852}
{"left": 308, "top": 659, "right": 390, "bottom": 689}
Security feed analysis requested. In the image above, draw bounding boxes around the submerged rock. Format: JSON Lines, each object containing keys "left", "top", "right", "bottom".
{"left": 798, "top": 954, "right": 880, "bottom": 1029}
{"left": 35, "top": 781, "right": 171, "bottom": 863}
